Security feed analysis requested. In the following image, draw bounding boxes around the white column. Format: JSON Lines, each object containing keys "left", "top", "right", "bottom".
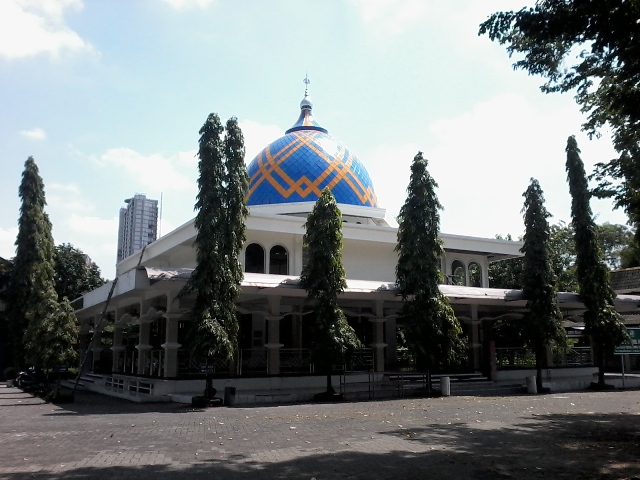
{"left": 265, "top": 296, "right": 283, "bottom": 375}
{"left": 136, "top": 305, "right": 152, "bottom": 375}
{"left": 385, "top": 315, "right": 397, "bottom": 366}
{"left": 111, "top": 321, "right": 125, "bottom": 373}
{"left": 470, "top": 304, "right": 481, "bottom": 370}
{"left": 78, "top": 320, "right": 91, "bottom": 373}
{"left": 369, "top": 300, "right": 387, "bottom": 372}
{"left": 90, "top": 315, "right": 104, "bottom": 373}
{"left": 162, "top": 305, "right": 181, "bottom": 378}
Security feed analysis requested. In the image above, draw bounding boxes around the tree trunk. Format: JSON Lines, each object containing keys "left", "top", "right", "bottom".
{"left": 535, "top": 346, "right": 543, "bottom": 392}
{"left": 326, "top": 355, "right": 334, "bottom": 394}
{"left": 595, "top": 345, "right": 606, "bottom": 387}
{"left": 205, "top": 373, "right": 214, "bottom": 400}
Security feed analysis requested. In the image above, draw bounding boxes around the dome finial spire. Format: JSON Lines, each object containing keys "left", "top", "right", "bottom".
{"left": 287, "top": 74, "right": 327, "bottom": 134}
{"left": 303, "top": 72, "right": 310, "bottom": 98}
{"left": 300, "top": 73, "right": 313, "bottom": 110}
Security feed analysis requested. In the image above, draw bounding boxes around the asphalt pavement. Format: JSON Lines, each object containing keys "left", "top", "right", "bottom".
{"left": 1, "top": 384, "right": 639, "bottom": 479}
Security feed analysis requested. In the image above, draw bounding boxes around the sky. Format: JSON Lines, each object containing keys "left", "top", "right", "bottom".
{"left": 0, "top": 0, "right": 629, "bottom": 280}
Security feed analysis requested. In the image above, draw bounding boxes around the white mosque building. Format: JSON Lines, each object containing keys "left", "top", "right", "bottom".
{"left": 74, "top": 88, "right": 640, "bottom": 403}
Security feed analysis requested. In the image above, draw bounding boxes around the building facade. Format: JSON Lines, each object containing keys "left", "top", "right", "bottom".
{"left": 117, "top": 194, "right": 159, "bottom": 263}
{"left": 74, "top": 89, "right": 640, "bottom": 402}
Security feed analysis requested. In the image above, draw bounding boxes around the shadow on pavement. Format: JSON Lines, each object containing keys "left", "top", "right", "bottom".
{"left": 3, "top": 410, "right": 639, "bottom": 480}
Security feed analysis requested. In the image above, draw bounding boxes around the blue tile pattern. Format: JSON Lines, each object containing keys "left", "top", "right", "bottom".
{"left": 246, "top": 104, "right": 378, "bottom": 207}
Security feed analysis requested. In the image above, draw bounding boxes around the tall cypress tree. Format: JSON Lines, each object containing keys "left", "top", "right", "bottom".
{"left": 565, "top": 136, "right": 628, "bottom": 387}
{"left": 395, "top": 152, "right": 466, "bottom": 371}
{"left": 301, "top": 188, "right": 359, "bottom": 395}
{"left": 24, "top": 297, "right": 78, "bottom": 391}
{"left": 521, "top": 178, "right": 566, "bottom": 391}
{"left": 221, "top": 117, "right": 249, "bottom": 352}
{"left": 7, "top": 157, "right": 58, "bottom": 368}
{"left": 181, "top": 113, "right": 248, "bottom": 365}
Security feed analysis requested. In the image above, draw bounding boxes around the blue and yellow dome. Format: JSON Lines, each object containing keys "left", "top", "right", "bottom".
{"left": 246, "top": 92, "right": 378, "bottom": 207}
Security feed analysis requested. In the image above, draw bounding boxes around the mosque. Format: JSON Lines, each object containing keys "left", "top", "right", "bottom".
{"left": 74, "top": 84, "right": 640, "bottom": 402}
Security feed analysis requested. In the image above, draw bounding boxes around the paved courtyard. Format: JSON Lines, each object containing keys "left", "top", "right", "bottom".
{"left": 1, "top": 384, "right": 639, "bottom": 479}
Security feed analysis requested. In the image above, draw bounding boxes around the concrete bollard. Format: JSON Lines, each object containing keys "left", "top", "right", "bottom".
{"left": 526, "top": 375, "right": 537, "bottom": 394}
{"left": 440, "top": 376, "right": 451, "bottom": 397}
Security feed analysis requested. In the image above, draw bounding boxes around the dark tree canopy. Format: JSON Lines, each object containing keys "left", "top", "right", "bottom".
{"left": 7, "top": 157, "right": 59, "bottom": 368}
{"left": 489, "top": 222, "right": 634, "bottom": 290}
{"left": 0, "top": 257, "right": 11, "bottom": 296}
{"left": 488, "top": 235, "right": 525, "bottom": 290}
{"left": 301, "top": 188, "right": 359, "bottom": 393}
{"left": 565, "top": 136, "right": 628, "bottom": 386}
{"left": 597, "top": 222, "right": 635, "bottom": 269}
{"left": 23, "top": 297, "right": 78, "bottom": 375}
{"left": 395, "top": 152, "right": 466, "bottom": 370}
{"left": 480, "top": 1, "right": 640, "bottom": 249}
{"left": 180, "top": 114, "right": 248, "bottom": 361}
{"left": 223, "top": 117, "right": 249, "bottom": 293}
{"left": 54, "top": 243, "right": 105, "bottom": 301}
{"left": 520, "top": 178, "right": 566, "bottom": 390}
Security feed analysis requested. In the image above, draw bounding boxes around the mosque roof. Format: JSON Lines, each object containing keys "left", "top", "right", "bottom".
{"left": 246, "top": 81, "right": 378, "bottom": 208}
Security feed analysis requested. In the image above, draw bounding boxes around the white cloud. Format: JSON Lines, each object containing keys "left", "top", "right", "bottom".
{"left": 0, "top": 226, "right": 18, "bottom": 259}
{"left": 0, "top": 0, "right": 94, "bottom": 60}
{"left": 239, "top": 120, "right": 283, "bottom": 162}
{"left": 63, "top": 213, "right": 119, "bottom": 277}
{"left": 49, "top": 182, "right": 80, "bottom": 194}
{"left": 363, "top": 142, "right": 421, "bottom": 217}
{"left": 66, "top": 213, "right": 118, "bottom": 235}
{"left": 20, "top": 127, "right": 46, "bottom": 140}
{"left": 48, "top": 182, "right": 94, "bottom": 214}
{"left": 425, "top": 93, "right": 627, "bottom": 238}
{"left": 95, "top": 147, "right": 197, "bottom": 193}
{"left": 349, "top": 0, "right": 429, "bottom": 35}
{"left": 162, "top": 0, "right": 217, "bottom": 9}
{"left": 364, "top": 93, "right": 628, "bottom": 239}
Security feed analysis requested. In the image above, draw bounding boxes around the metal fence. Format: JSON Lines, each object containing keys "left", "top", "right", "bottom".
{"left": 279, "top": 348, "right": 313, "bottom": 374}
{"left": 552, "top": 347, "right": 593, "bottom": 367}
{"left": 497, "top": 346, "right": 593, "bottom": 369}
{"left": 176, "top": 347, "right": 374, "bottom": 378}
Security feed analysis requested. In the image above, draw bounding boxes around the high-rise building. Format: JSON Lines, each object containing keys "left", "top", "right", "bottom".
{"left": 117, "top": 194, "right": 158, "bottom": 262}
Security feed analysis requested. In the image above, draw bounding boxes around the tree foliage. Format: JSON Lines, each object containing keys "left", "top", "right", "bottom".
{"left": 479, "top": 1, "right": 640, "bottom": 255}
{"left": 301, "top": 189, "right": 359, "bottom": 391}
{"left": 54, "top": 243, "right": 105, "bottom": 301}
{"left": 395, "top": 152, "right": 466, "bottom": 371}
{"left": 489, "top": 222, "right": 634, "bottom": 290}
{"left": 488, "top": 235, "right": 525, "bottom": 290}
{"left": 180, "top": 114, "right": 248, "bottom": 361}
{"left": 520, "top": 178, "right": 566, "bottom": 390}
{"left": 23, "top": 297, "right": 78, "bottom": 374}
{"left": 565, "top": 136, "right": 628, "bottom": 386}
{"left": 6, "top": 157, "right": 60, "bottom": 368}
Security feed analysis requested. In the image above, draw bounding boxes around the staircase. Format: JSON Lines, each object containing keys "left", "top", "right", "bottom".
{"left": 340, "top": 372, "right": 522, "bottom": 400}
{"left": 62, "top": 373, "right": 104, "bottom": 391}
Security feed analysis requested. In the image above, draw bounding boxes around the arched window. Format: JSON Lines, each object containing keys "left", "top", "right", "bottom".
{"left": 269, "top": 245, "right": 288, "bottom": 275}
{"left": 469, "top": 262, "right": 482, "bottom": 287}
{"left": 451, "top": 260, "right": 466, "bottom": 286}
{"left": 245, "top": 243, "right": 265, "bottom": 273}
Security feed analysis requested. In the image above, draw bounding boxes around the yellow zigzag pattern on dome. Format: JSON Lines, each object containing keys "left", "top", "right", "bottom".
{"left": 247, "top": 131, "right": 378, "bottom": 206}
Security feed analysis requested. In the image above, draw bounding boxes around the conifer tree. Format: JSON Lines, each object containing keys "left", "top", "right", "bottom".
{"left": 181, "top": 114, "right": 248, "bottom": 366}
{"left": 395, "top": 152, "right": 466, "bottom": 371}
{"left": 301, "top": 188, "right": 359, "bottom": 395}
{"left": 24, "top": 297, "right": 78, "bottom": 391}
{"left": 521, "top": 178, "right": 566, "bottom": 391}
{"left": 221, "top": 117, "right": 249, "bottom": 339}
{"left": 565, "top": 136, "right": 628, "bottom": 387}
{"left": 7, "top": 157, "right": 58, "bottom": 368}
